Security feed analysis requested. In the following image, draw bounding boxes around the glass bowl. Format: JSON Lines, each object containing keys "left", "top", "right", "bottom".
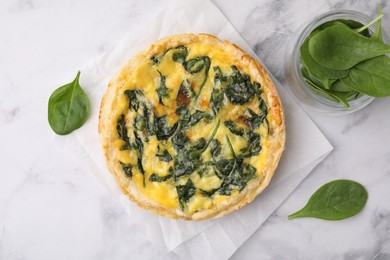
{"left": 285, "top": 10, "right": 383, "bottom": 115}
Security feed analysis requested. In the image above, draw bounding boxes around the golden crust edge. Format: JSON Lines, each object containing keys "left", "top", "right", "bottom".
{"left": 98, "top": 33, "right": 286, "bottom": 221}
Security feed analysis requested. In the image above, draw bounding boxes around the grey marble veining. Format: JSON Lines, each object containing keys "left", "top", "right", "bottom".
{"left": 1, "top": 0, "right": 390, "bottom": 259}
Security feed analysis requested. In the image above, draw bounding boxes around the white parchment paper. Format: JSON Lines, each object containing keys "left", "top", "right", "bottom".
{"left": 56, "top": 0, "right": 333, "bottom": 258}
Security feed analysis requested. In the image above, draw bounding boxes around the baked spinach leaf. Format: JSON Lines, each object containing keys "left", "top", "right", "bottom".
{"left": 156, "top": 146, "right": 173, "bottom": 162}
{"left": 156, "top": 71, "right": 170, "bottom": 106}
{"left": 124, "top": 89, "right": 144, "bottom": 112}
{"left": 117, "top": 114, "right": 131, "bottom": 150}
{"left": 119, "top": 161, "right": 133, "bottom": 178}
{"left": 225, "top": 66, "right": 255, "bottom": 104}
{"left": 176, "top": 179, "right": 197, "bottom": 210}
{"left": 154, "top": 115, "right": 179, "bottom": 141}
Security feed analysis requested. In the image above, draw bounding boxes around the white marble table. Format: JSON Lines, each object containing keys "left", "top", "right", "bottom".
{"left": 1, "top": 0, "right": 389, "bottom": 259}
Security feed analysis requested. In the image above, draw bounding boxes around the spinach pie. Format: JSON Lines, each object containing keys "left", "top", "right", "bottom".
{"left": 99, "top": 34, "right": 285, "bottom": 220}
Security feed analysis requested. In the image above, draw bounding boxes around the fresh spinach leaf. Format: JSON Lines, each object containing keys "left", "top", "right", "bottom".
{"left": 155, "top": 146, "right": 173, "bottom": 162}
{"left": 304, "top": 78, "right": 350, "bottom": 108}
{"left": 308, "top": 25, "right": 390, "bottom": 70}
{"left": 300, "top": 34, "right": 349, "bottom": 80}
{"left": 372, "top": 5, "right": 383, "bottom": 43}
{"left": 341, "top": 55, "right": 390, "bottom": 97}
{"left": 224, "top": 120, "right": 245, "bottom": 136}
{"left": 288, "top": 179, "right": 368, "bottom": 220}
{"left": 156, "top": 71, "right": 170, "bottom": 106}
{"left": 330, "top": 80, "right": 353, "bottom": 92}
{"left": 176, "top": 179, "right": 197, "bottom": 210}
{"left": 149, "top": 173, "right": 173, "bottom": 182}
{"left": 225, "top": 66, "right": 255, "bottom": 104}
{"left": 48, "top": 71, "right": 90, "bottom": 135}
{"left": 119, "top": 161, "right": 133, "bottom": 178}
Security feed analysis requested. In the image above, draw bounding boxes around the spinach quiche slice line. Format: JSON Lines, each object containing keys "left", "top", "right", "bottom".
{"left": 99, "top": 33, "right": 285, "bottom": 220}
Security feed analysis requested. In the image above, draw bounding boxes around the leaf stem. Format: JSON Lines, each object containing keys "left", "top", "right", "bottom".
{"left": 287, "top": 209, "right": 306, "bottom": 220}
{"left": 354, "top": 13, "right": 384, "bottom": 33}
{"left": 225, "top": 135, "right": 236, "bottom": 158}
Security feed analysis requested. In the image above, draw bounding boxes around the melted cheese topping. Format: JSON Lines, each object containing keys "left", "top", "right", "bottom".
{"left": 112, "top": 42, "right": 271, "bottom": 214}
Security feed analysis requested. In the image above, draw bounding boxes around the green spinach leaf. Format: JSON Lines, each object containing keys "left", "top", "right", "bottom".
{"left": 48, "top": 71, "right": 90, "bottom": 135}
{"left": 184, "top": 56, "right": 211, "bottom": 99}
{"left": 149, "top": 173, "right": 173, "bottom": 182}
{"left": 372, "top": 5, "right": 383, "bottom": 43}
{"left": 176, "top": 179, "right": 197, "bottom": 210}
{"left": 308, "top": 25, "right": 390, "bottom": 70}
{"left": 116, "top": 114, "right": 131, "bottom": 150}
{"left": 288, "top": 180, "right": 368, "bottom": 220}
{"left": 155, "top": 146, "right": 173, "bottom": 162}
{"left": 156, "top": 71, "right": 170, "bottom": 106}
{"left": 211, "top": 66, "right": 226, "bottom": 114}
{"left": 240, "top": 132, "right": 261, "bottom": 158}
{"left": 119, "top": 162, "right": 133, "bottom": 178}
{"left": 225, "top": 66, "right": 255, "bottom": 104}
{"left": 124, "top": 89, "right": 144, "bottom": 112}
{"left": 210, "top": 139, "right": 222, "bottom": 160}
{"left": 154, "top": 115, "right": 179, "bottom": 141}
{"left": 172, "top": 45, "right": 188, "bottom": 64}
{"left": 341, "top": 55, "right": 390, "bottom": 97}
{"left": 224, "top": 120, "right": 245, "bottom": 136}
{"left": 300, "top": 34, "right": 349, "bottom": 80}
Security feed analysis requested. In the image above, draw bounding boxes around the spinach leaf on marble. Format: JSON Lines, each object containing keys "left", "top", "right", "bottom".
{"left": 48, "top": 71, "right": 90, "bottom": 135}
{"left": 288, "top": 180, "right": 368, "bottom": 221}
